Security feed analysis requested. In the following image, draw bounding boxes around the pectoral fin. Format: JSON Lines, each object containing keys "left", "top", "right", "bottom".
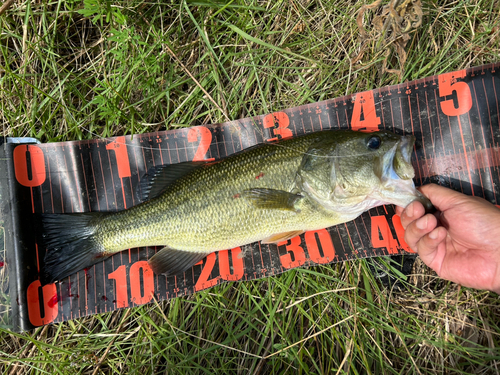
{"left": 241, "top": 188, "right": 303, "bottom": 211}
{"left": 261, "top": 230, "right": 305, "bottom": 244}
{"left": 148, "top": 247, "right": 209, "bottom": 276}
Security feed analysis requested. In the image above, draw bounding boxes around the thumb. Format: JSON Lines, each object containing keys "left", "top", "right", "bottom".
{"left": 418, "top": 184, "right": 466, "bottom": 213}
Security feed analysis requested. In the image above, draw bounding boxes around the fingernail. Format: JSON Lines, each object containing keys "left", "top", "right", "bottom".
{"left": 416, "top": 216, "right": 428, "bottom": 230}
{"left": 429, "top": 228, "right": 439, "bottom": 240}
{"left": 406, "top": 203, "right": 414, "bottom": 218}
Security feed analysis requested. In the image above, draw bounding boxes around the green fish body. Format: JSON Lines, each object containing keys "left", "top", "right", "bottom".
{"left": 41, "top": 130, "right": 430, "bottom": 282}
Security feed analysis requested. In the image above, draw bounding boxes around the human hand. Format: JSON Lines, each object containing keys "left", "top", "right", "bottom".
{"left": 395, "top": 184, "right": 500, "bottom": 294}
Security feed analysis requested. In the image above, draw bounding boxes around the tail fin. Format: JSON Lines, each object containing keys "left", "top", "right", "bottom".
{"left": 38, "top": 212, "right": 107, "bottom": 284}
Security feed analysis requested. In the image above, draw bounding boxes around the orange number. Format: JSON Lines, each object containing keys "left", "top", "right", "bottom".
{"left": 218, "top": 247, "right": 244, "bottom": 281}
{"left": 350, "top": 91, "right": 381, "bottom": 132}
{"left": 194, "top": 253, "right": 218, "bottom": 291}
{"left": 304, "top": 229, "right": 335, "bottom": 264}
{"left": 108, "top": 265, "right": 128, "bottom": 308}
{"left": 187, "top": 126, "right": 215, "bottom": 161}
{"left": 438, "top": 70, "right": 472, "bottom": 116}
{"left": 129, "top": 261, "right": 154, "bottom": 305}
{"left": 263, "top": 112, "right": 293, "bottom": 141}
{"left": 13, "top": 145, "right": 46, "bottom": 187}
{"left": 106, "top": 136, "right": 131, "bottom": 178}
{"left": 26, "top": 280, "right": 58, "bottom": 326}
{"left": 278, "top": 236, "right": 306, "bottom": 269}
{"left": 371, "top": 215, "right": 399, "bottom": 254}
{"left": 391, "top": 214, "right": 415, "bottom": 253}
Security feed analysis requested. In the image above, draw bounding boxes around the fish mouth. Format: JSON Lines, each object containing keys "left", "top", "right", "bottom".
{"left": 393, "top": 135, "right": 415, "bottom": 180}
{"left": 376, "top": 135, "right": 415, "bottom": 184}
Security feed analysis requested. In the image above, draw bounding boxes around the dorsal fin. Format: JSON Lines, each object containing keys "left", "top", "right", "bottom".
{"left": 139, "top": 162, "right": 205, "bottom": 201}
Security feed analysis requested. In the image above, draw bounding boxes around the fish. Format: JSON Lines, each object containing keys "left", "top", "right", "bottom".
{"left": 39, "top": 130, "right": 431, "bottom": 283}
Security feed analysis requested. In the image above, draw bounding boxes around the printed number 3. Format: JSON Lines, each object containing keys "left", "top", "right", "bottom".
{"left": 263, "top": 112, "right": 293, "bottom": 141}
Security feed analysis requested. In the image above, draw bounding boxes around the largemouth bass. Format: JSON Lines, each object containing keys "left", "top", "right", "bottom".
{"left": 40, "top": 130, "right": 430, "bottom": 283}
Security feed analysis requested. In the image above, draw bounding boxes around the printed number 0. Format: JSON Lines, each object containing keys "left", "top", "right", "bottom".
{"left": 438, "top": 71, "right": 472, "bottom": 116}
{"left": 26, "top": 280, "right": 58, "bottom": 326}
{"left": 13, "top": 145, "right": 46, "bottom": 187}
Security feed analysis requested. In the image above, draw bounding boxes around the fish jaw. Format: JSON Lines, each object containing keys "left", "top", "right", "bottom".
{"left": 371, "top": 135, "right": 431, "bottom": 209}
{"left": 393, "top": 135, "right": 415, "bottom": 180}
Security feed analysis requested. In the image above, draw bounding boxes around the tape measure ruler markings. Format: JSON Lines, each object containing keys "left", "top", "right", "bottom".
{"left": 3, "top": 63, "right": 499, "bottom": 331}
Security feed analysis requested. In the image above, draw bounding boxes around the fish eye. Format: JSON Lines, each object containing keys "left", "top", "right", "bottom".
{"left": 366, "top": 135, "right": 381, "bottom": 150}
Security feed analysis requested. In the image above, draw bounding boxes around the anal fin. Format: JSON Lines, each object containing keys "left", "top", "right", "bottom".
{"left": 261, "top": 230, "right": 304, "bottom": 244}
{"left": 148, "top": 247, "right": 209, "bottom": 276}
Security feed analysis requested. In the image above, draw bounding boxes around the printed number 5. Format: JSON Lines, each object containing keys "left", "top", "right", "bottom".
{"left": 438, "top": 71, "right": 472, "bottom": 116}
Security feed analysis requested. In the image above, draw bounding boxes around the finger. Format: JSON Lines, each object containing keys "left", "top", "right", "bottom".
{"left": 418, "top": 184, "right": 466, "bottom": 212}
{"left": 399, "top": 200, "right": 426, "bottom": 230}
{"left": 404, "top": 213, "right": 438, "bottom": 251}
{"left": 414, "top": 227, "right": 447, "bottom": 272}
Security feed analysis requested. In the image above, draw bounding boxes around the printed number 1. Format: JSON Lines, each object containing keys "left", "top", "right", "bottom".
{"left": 106, "top": 136, "right": 131, "bottom": 178}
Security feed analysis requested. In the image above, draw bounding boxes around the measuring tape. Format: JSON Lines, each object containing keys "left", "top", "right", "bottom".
{"left": 2, "top": 63, "right": 499, "bottom": 331}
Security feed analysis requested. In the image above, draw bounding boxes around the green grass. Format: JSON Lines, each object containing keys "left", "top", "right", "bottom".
{"left": 1, "top": 0, "right": 500, "bottom": 373}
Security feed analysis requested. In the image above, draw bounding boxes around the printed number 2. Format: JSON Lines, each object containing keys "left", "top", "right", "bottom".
{"left": 188, "top": 126, "right": 215, "bottom": 162}
{"left": 438, "top": 70, "right": 472, "bottom": 116}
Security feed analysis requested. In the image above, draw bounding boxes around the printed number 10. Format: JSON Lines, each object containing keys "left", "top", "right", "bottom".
{"left": 108, "top": 261, "right": 154, "bottom": 308}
